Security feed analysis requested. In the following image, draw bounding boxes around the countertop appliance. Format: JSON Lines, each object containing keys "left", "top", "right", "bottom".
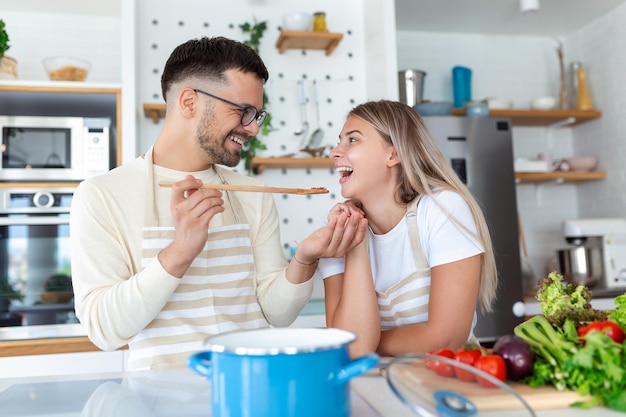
{"left": 561, "top": 218, "right": 626, "bottom": 294}
{"left": 422, "top": 115, "right": 523, "bottom": 343}
{"left": 0, "top": 115, "right": 111, "bottom": 182}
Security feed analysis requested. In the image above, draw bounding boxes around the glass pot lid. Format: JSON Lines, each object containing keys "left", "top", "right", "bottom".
{"left": 385, "top": 354, "right": 537, "bottom": 417}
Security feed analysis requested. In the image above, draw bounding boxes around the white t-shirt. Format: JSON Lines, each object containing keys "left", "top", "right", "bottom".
{"left": 318, "top": 190, "right": 483, "bottom": 292}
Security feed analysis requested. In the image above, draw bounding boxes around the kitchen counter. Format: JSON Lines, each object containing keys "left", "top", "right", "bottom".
{"left": 0, "top": 368, "right": 379, "bottom": 417}
{"left": 2, "top": 294, "right": 622, "bottom": 357}
{"left": 0, "top": 301, "right": 327, "bottom": 357}
{"left": 0, "top": 324, "right": 102, "bottom": 357}
{"left": 0, "top": 365, "right": 623, "bottom": 416}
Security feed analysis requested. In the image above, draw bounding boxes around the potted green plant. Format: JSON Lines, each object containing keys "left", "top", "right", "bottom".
{"left": 0, "top": 279, "right": 24, "bottom": 313}
{"left": 0, "top": 18, "right": 17, "bottom": 79}
{"left": 41, "top": 273, "right": 74, "bottom": 304}
{"left": 239, "top": 18, "right": 273, "bottom": 174}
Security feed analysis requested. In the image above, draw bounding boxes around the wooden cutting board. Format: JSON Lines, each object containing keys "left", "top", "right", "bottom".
{"left": 388, "top": 362, "right": 590, "bottom": 411}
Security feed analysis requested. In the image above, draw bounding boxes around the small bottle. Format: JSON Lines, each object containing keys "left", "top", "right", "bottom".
{"left": 576, "top": 67, "right": 593, "bottom": 111}
{"left": 569, "top": 62, "right": 581, "bottom": 109}
{"left": 313, "top": 12, "right": 327, "bottom": 32}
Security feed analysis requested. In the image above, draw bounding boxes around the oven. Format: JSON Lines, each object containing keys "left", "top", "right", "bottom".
{"left": 0, "top": 188, "right": 75, "bottom": 326}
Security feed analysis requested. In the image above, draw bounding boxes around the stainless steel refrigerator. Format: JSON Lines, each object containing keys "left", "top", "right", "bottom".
{"left": 422, "top": 116, "right": 524, "bottom": 343}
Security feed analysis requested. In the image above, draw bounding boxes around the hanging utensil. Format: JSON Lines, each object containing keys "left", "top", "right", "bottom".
{"left": 306, "top": 79, "right": 324, "bottom": 151}
{"left": 293, "top": 79, "right": 309, "bottom": 146}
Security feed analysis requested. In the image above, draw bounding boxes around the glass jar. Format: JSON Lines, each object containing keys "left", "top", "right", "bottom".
{"left": 313, "top": 12, "right": 327, "bottom": 32}
{"left": 464, "top": 100, "right": 488, "bottom": 117}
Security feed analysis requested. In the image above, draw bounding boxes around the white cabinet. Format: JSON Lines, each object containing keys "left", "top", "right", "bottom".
{"left": 0, "top": 350, "right": 127, "bottom": 380}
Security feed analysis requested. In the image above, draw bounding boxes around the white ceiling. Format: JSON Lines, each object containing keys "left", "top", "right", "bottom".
{"left": 1, "top": 0, "right": 624, "bottom": 36}
{"left": 0, "top": 0, "right": 120, "bottom": 16}
{"left": 395, "top": 0, "right": 626, "bottom": 36}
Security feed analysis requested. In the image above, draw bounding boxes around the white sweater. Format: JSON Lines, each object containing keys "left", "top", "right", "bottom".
{"left": 70, "top": 155, "right": 313, "bottom": 354}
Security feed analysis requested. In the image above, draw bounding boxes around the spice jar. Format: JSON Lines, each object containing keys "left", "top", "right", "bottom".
{"left": 313, "top": 12, "right": 327, "bottom": 32}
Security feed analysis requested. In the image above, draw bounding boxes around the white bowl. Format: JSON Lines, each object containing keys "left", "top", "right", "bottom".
{"left": 530, "top": 96, "right": 556, "bottom": 110}
{"left": 561, "top": 156, "right": 598, "bottom": 172}
{"left": 282, "top": 12, "right": 313, "bottom": 31}
{"left": 484, "top": 97, "right": 513, "bottom": 109}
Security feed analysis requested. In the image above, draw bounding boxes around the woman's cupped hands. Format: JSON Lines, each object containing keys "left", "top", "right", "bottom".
{"left": 297, "top": 200, "right": 369, "bottom": 260}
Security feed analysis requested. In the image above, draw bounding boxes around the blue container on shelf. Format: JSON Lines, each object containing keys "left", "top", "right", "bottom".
{"left": 452, "top": 66, "right": 472, "bottom": 108}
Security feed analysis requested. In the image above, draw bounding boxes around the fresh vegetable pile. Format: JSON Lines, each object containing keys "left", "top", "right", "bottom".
{"left": 514, "top": 271, "right": 626, "bottom": 411}
{"left": 425, "top": 334, "right": 535, "bottom": 388}
{"left": 423, "top": 271, "right": 626, "bottom": 412}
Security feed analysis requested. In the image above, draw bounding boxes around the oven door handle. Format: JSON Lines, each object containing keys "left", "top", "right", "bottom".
{"left": 0, "top": 216, "right": 70, "bottom": 226}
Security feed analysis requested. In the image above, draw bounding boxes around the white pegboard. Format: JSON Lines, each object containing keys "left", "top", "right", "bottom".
{"left": 136, "top": 0, "right": 367, "bottom": 153}
{"left": 135, "top": 0, "right": 368, "bottom": 292}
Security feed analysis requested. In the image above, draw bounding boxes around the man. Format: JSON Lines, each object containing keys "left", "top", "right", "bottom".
{"left": 70, "top": 37, "right": 365, "bottom": 369}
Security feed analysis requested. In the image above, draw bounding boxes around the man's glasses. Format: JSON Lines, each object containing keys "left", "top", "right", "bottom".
{"left": 194, "top": 89, "right": 267, "bottom": 127}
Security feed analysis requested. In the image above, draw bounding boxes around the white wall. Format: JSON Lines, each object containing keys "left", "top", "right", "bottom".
{"left": 567, "top": 5, "right": 626, "bottom": 218}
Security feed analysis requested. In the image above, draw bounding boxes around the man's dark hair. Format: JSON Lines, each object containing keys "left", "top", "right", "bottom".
{"left": 160, "top": 36, "right": 269, "bottom": 101}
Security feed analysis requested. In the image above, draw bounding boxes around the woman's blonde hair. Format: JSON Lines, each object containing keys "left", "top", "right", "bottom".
{"left": 348, "top": 100, "right": 497, "bottom": 313}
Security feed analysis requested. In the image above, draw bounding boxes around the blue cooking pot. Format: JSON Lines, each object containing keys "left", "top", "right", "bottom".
{"left": 188, "top": 327, "right": 379, "bottom": 417}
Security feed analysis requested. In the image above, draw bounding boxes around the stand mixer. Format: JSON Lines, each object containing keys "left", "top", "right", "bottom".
{"left": 560, "top": 218, "right": 626, "bottom": 290}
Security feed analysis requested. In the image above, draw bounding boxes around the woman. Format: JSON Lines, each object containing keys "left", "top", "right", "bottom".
{"left": 314, "top": 100, "right": 497, "bottom": 358}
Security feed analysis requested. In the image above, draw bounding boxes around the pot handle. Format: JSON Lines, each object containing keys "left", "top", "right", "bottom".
{"left": 336, "top": 353, "right": 379, "bottom": 384}
{"left": 187, "top": 351, "right": 213, "bottom": 378}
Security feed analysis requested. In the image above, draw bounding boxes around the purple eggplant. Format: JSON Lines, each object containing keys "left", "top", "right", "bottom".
{"left": 493, "top": 335, "right": 535, "bottom": 381}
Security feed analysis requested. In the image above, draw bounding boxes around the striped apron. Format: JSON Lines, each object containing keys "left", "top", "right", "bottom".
{"left": 377, "top": 196, "right": 431, "bottom": 330}
{"left": 127, "top": 151, "right": 269, "bottom": 370}
{"left": 377, "top": 195, "right": 477, "bottom": 343}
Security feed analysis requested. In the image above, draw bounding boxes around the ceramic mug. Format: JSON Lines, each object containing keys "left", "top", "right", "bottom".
{"left": 188, "top": 327, "right": 379, "bottom": 417}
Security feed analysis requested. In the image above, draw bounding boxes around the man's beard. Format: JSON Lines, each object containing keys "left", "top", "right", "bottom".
{"left": 196, "top": 109, "right": 243, "bottom": 168}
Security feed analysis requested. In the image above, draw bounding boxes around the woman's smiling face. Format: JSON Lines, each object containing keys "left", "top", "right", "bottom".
{"left": 330, "top": 115, "right": 399, "bottom": 201}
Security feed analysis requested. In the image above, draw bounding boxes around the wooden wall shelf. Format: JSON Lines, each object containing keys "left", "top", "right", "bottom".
{"left": 275, "top": 31, "right": 344, "bottom": 56}
{"left": 515, "top": 171, "right": 606, "bottom": 184}
{"left": 251, "top": 157, "right": 334, "bottom": 174}
{"left": 143, "top": 102, "right": 165, "bottom": 124}
{"left": 451, "top": 108, "right": 602, "bottom": 127}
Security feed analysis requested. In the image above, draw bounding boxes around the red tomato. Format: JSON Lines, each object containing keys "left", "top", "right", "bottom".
{"left": 425, "top": 348, "right": 456, "bottom": 378}
{"left": 474, "top": 354, "right": 507, "bottom": 388}
{"left": 453, "top": 348, "right": 482, "bottom": 382}
{"left": 577, "top": 321, "right": 625, "bottom": 345}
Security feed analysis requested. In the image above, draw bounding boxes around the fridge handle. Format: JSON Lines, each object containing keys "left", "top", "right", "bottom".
{"left": 512, "top": 301, "right": 526, "bottom": 317}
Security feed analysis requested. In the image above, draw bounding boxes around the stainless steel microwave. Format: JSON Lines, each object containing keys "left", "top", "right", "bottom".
{"left": 0, "top": 115, "right": 111, "bottom": 182}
